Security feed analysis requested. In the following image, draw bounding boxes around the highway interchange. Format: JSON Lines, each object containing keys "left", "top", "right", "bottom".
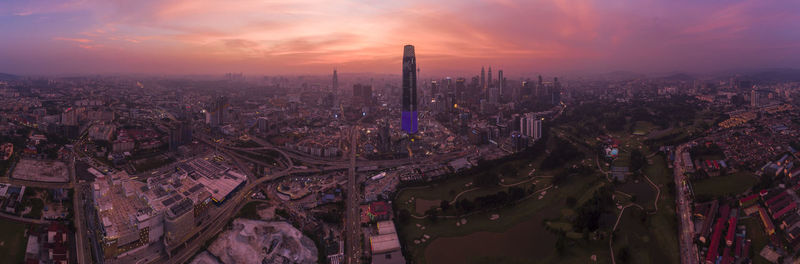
{"left": 3, "top": 121, "right": 467, "bottom": 264}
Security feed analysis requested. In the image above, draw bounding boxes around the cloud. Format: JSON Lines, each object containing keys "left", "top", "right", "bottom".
{"left": 53, "top": 37, "right": 93, "bottom": 43}
{"left": 2, "top": 0, "right": 800, "bottom": 74}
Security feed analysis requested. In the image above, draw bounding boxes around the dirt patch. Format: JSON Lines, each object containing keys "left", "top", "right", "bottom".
{"left": 424, "top": 214, "right": 557, "bottom": 264}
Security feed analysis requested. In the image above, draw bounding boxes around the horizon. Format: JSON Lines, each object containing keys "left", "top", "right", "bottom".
{"left": 2, "top": 0, "right": 800, "bottom": 76}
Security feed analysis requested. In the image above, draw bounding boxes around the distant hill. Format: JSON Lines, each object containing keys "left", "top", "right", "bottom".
{"left": 600, "top": 71, "right": 646, "bottom": 81}
{"left": 0, "top": 73, "right": 19, "bottom": 81}
{"left": 745, "top": 68, "right": 800, "bottom": 82}
{"left": 659, "top": 72, "right": 695, "bottom": 81}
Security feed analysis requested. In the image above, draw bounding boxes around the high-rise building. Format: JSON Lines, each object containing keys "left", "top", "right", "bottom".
{"left": 379, "top": 123, "right": 391, "bottom": 152}
{"left": 552, "top": 77, "right": 561, "bottom": 105}
{"left": 497, "top": 70, "right": 504, "bottom": 99}
{"left": 402, "top": 45, "right": 418, "bottom": 134}
{"left": 430, "top": 80, "right": 439, "bottom": 98}
{"left": 455, "top": 78, "right": 466, "bottom": 102}
{"left": 332, "top": 69, "right": 338, "bottom": 94}
{"left": 205, "top": 96, "right": 228, "bottom": 127}
{"left": 352, "top": 84, "right": 373, "bottom": 107}
{"left": 480, "top": 67, "right": 486, "bottom": 91}
{"left": 61, "top": 108, "right": 77, "bottom": 126}
{"left": 257, "top": 117, "right": 268, "bottom": 133}
{"left": 537, "top": 75, "right": 543, "bottom": 97}
{"left": 533, "top": 119, "right": 542, "bottom": 141}
{"left": 487, "top": 66, "right": 493, "bottom": 88}
{"left": 169, "top": 121, "right": 192, "bottom": 151}
{"left": 520, "top": 113, "right": 543, "bottom": 141}
{"left": 511, "top": 132, "right": 528, "bottom": 152}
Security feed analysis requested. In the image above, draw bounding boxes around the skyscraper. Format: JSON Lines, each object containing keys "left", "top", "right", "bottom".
{"left": 480, "top": 66, "right": 486, "bottom": 90}
{"left": 552, "top": 77, "right": 561, "bottom": 105}
{"left": 497, "top": 69, "right": 504, "bottom": 99}
{"left": 332, "top": 69, "right": 338, "bottom": 94}
{"left": 487, "top": 66, "right": 493, "bottom": 88}
{"left": 402, "top": 45, "right": 418, "bottom": 134}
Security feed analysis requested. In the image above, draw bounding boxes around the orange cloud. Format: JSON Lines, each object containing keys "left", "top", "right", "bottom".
{"left": 54, "top": 37, "right": 93, "bottom": 43}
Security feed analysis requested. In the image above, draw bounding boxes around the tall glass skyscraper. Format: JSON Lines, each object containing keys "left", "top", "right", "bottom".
{"left": 402, "top": 45, "right": 418, "bottom": 134}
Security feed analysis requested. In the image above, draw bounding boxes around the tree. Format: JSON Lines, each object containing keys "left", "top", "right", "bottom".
{"left": 475, "top": 172, "right": 500, "bottom": 187}
{"left": 509, "top": 187, "right": 525, "bottom": 202}
{"left": 500, "top": 165, "right": 517, "bottom": 178}
{"left": 425, "top": 208, "right": 438, "bottom": 223}
{"left": 555, "top": 234, "right": 567, "bottom": 256}
{"left": 630, "top": 149, "right": 646, "bottom": 171}
{"left": 458, "top": 199, "right": 475, "bottom": 212}
{"left": 398, "top": 209, "right": 411, "bottom": 225}
{"left": 440, "top": 200, "right": 450, "bottom": 212}
{"left": 566, "top": 196, "right": 577, "bottom": 208}
{"left": 618, "top": 246, "right": 631, "bottom": 263}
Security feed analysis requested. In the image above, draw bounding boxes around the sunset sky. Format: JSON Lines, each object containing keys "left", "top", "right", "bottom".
{"left": 1, "top": 0, "right": 799, "bottom": 76}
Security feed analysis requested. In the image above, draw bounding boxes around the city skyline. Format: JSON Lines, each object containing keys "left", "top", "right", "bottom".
{"left": 2, "top": 0, "right": 800, "bottom": 76}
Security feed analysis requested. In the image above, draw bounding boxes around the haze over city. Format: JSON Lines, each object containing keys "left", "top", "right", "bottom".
{"left": 2, "top": 0, "right": 800, "bottom": 75}
{"left": 2, "top": 1, "right": 800, "bottom": 264}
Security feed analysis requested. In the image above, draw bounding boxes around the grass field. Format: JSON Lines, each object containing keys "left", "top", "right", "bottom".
{"left": 632, "top": 121, "right": 657, "bottom": 136}
{"left": 691, "top": 172, "right": 757, "bottom": 198}
{"left": 0, "top": 218, "right": 27, "bottom": 263}
{"left": 396, "top": 108, "right": 683, "bottom": 264}
{"left": 611, "top": 153, "right": 679, "bottom": 264}
{"left": 397, "top": 172, "right": 605, "bottom": 264}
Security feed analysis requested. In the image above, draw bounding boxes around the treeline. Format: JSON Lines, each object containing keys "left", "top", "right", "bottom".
{"left": 453, "top": 186, "right": 531, "bottom": 214}
{"left": 572, "top": 185, "right": 615, "bottom": 232}
{"left": 541, "top": 137, "right": 584, "bottom": 170}
{"left": 396, "top": 186, "right": 533, "bottom": 225}
{"left": 563, "top": 96, "right": 703, "bottom": 136}
{"left": 552, "top": 165, "right": 596, "bottom": 185}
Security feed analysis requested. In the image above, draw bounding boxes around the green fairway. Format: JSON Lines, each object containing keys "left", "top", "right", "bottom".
{"left": 691, "top": 171, "right": 757, "bottom": 198}
{"left": 398, "top": 172, "right": 605, "bottom": 264}
{"left": 632, "top": 121, "right": 656, "bottom": 136}
{"left": 0, "top": 218, "right": 27, "bottom": 263}
{"left": 395, "top": 102, "right": 687, "bottom": 264}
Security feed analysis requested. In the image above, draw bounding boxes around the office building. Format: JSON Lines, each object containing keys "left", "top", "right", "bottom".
{"left": 401, "top": 45, "right": 418, "bottom": 134}
{"left": 169, "top": 121, "right": 192, "bottom": 151}
{"left": 552, "top": 77, "right": 561, "bottom": 105}
{"left": 353, "top": 84, "right": 373, "bottom": 107}
{"left": 205, "top": 96, "right": 228, "bottom": 127}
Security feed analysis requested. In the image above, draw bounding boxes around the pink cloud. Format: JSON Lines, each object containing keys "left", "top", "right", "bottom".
{"left": 53, "top": 37, "right": 93, "bottom": 43}
{"left": 2, "top": 0, "right": 799, "bottom": 75}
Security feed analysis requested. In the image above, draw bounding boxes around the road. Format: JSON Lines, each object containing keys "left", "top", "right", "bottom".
{"left": 0, "top": 177, "right": 74, "bottom": 189}
{"left": 124, "top": 130, "right": 467, "bottom": 263}
{"left": 70, "top": 156, "right": 91, "bottom": 264}
{"left": 673, "top": 144, "right": 699, "bottom": 264}
{"left": 345, "top": 126, "right": 362, "bottom": 264}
